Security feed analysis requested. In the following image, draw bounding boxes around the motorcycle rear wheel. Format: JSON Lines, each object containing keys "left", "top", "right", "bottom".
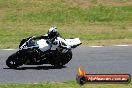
{"left": 6, "top": 53, "right": 22, "bottom": 69}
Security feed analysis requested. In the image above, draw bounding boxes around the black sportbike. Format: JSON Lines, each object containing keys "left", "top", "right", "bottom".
{"left": 6, "top": 36, "right": 81, "bottom": 69}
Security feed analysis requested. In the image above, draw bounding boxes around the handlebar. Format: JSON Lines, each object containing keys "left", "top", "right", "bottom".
{"left": 19, "top": 36, "right": 36, "bottom": 50}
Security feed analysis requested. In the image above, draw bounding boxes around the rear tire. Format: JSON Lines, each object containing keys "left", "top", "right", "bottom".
{"left": 6, "top": 53, "right": 22, "bottom": 69}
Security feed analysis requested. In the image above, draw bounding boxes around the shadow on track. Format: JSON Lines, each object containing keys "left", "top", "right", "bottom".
{"left": 3, "top": 65, "right": 67, "bottom": 70}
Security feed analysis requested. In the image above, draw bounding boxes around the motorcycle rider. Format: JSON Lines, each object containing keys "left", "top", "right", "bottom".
{"left": 32, "top": 27, "right": 61, "bottom": 42}
{"left": 32, "top": 26, "right": 70, "bottom": 52}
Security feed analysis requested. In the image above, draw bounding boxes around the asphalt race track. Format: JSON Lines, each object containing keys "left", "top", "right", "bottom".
{"left": 0, "top": 46, "right": 132, "bottom": 83}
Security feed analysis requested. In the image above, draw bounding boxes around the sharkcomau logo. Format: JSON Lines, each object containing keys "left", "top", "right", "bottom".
{"left": 76, "top": 67, "right": 131, "bottom": 85}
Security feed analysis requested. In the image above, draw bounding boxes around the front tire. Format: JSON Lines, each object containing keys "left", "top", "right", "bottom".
{"left": 6, "top": 53, "right": 22, "bottom": 69}
{"left": 51, "top": 50, "right": 72, "bottom": 67}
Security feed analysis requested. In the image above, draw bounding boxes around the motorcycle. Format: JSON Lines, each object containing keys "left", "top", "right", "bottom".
{"left": 6, "top": 36, "right": 81, "bottom": 69}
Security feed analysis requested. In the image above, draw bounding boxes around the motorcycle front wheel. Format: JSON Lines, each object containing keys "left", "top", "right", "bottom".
{"left": 50, "top": 50, "right": 72, "bottom": 67}
{"left": 6, "top": 53, "right": 22, "bottom": 69}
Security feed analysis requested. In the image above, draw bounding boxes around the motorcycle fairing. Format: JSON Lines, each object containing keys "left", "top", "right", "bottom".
{"left": 37, "top": 39, "right": 51, "bottom": 52}
{"left": 65, "top": 38, "right": 81, "bottom": 48}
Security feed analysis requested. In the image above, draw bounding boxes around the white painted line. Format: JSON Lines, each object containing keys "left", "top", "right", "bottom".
{"left": 89, "top": 46, "right": 103, "bottom": 47}
{"left": 2, "top": 49, "right": 16, "bottom": 50}
{"left": 89, "top": 45, "right": 132, "bottom": 47}
{"left": 114, "top": 45, "right": 130, "bottom": 47}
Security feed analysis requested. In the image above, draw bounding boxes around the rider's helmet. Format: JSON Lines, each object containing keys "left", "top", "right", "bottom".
{"left": 47, "top": 27, "right": 60, "bottom": 39}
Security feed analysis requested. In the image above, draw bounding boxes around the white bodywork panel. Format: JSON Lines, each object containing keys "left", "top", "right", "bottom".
{"left": 36, "top": 38, "right": 81, "bottom": 52}
{"left": 65, "top": 38, "right": 81, "bottom": 46}
{"left": 37, "top": 39, "right": 51, "bottom": 52}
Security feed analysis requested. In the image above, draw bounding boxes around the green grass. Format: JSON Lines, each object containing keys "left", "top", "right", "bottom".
{"left": 0, "top": 81, "right": 131, "bottom": 88}
{"left": 3, "top": 5, "right": 132, "bottom": 23}
{"left": 0, "top": 0, "right": 132, "bottom": 48}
